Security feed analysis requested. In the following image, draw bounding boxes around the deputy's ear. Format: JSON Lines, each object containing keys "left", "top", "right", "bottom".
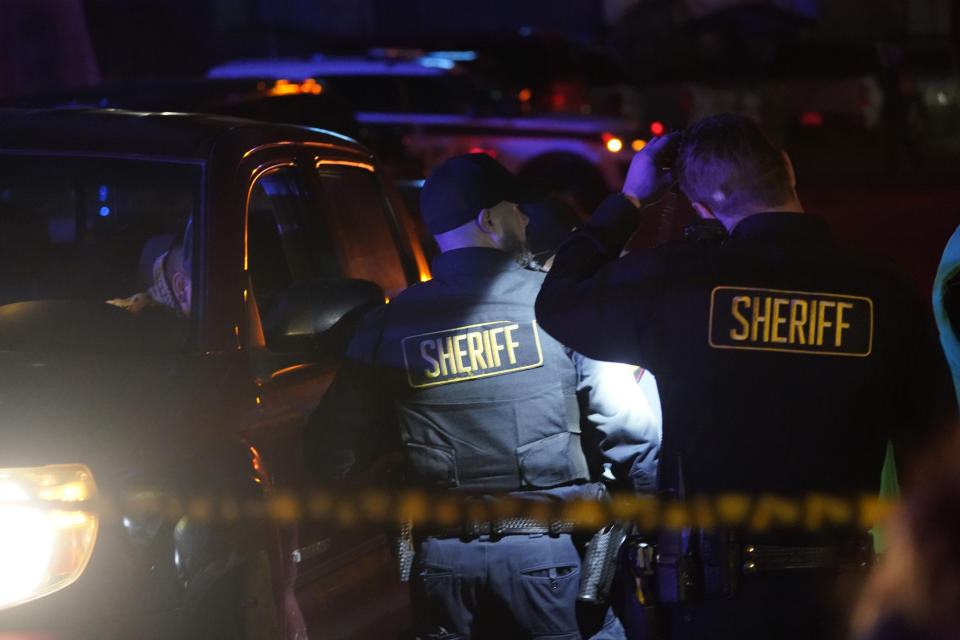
{"left": 691, "top": 201, "right": 716, "bottom": 220}
{"left": 476, "top": 208, "right": 496, "bottom": 233}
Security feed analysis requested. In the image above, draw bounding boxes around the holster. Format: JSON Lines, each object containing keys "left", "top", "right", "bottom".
{"left": 578, "top": 521, "right": 632, "bottom": 605}
{"left": 655, "top": 528, "right": 741, "bottom": 603}
{"left": 699, "top": 530, "right": 739, "bottom": 598}
{"left": 655, "top": 527, "right": 701, "bottom": 604}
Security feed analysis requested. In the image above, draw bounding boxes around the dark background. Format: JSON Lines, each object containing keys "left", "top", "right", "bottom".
{"left": 1, "top": 0, "right": 958, "bottom": 294}
{"left": 2, "top": 0, "right": 957, "bottom": 92}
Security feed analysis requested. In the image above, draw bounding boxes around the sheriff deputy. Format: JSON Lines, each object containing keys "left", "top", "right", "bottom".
{"left": 535, "top": 114, "right": 957, "bottom": 640}
{"left": 306, "top": 153, "right": 650, "bottom": 639}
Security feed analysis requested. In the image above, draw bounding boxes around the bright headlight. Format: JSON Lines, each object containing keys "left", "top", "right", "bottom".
{"left": 0, "top": 464, "right": 99, "bottom": 610}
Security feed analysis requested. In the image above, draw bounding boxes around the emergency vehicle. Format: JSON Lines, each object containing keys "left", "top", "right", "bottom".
{"left": 207, "top": 51, "right": 656, "bottom": 216}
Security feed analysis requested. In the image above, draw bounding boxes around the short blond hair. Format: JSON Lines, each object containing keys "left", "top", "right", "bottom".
{"left": 677, "top": 113, "right": 793, "bottom": 219}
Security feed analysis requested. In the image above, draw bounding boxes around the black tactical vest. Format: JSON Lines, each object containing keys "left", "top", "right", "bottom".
{"left": 375, "top": 248, "right": 589, "bottom": 492}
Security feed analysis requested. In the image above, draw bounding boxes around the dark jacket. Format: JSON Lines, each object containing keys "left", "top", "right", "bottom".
{"left": 537, "top": 195, "right": 956, "bottom": 494}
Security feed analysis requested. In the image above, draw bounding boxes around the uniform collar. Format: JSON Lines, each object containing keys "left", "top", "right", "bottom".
{"left": 431, "top": 246, "right": 524, "bottom": 278}
{"left": 728, "top": 212, "right": 831, "bottom": 244}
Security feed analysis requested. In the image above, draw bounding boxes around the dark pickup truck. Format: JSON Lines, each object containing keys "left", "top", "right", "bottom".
{"left": 0, "top": 108, "right": 427, "bottom": 639}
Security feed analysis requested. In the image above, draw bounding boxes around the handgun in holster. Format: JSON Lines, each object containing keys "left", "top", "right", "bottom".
{"left": 393, "top": 520, "right": 415, "bottom": 583}
{"left": 578, "top": 521, "right": 633, "bottom": 605}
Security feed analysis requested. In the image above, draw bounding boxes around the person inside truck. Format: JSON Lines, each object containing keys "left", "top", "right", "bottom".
{"left": 108, "top": 219, "right": 193, "bottom": 319}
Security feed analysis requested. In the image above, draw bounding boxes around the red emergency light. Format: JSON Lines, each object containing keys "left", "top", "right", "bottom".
{"left": 650, "top": 121, "right": 665, "bottom": 136}
{"left": 468, "top": 147, "right": 497, "bottom": 158}
{"left": 800, "top": 111, "right": 824, "bottom": 127}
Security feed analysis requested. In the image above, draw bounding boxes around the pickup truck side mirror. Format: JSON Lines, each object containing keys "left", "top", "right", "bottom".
{"left": 262, "top": 278, "right": 385, "bottom": 355}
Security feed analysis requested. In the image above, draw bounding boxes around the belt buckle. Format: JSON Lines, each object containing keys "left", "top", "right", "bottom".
{"left": 548, "top": 520, "right": 564, "bottom": 537}
{"left": 490, "top": 519, "right": 506, "bottom": 542}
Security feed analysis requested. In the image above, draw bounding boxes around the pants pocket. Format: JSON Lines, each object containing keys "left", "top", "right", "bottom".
{"left": 417, "top": 563, "right": 454, "bottom": 602}
{"left": 414, "top": 562, "right": 467, "bottom": 640}
{"left": 520, "top": 565, "right": 578, "bottom": 579}
{"left": 516, "top": 563, "right": 581, "bottom": 637}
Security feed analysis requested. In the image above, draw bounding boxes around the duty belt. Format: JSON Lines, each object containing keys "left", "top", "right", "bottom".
{"left": 740, "top": 542, "right": 873, "bottom": 574}
{"left": 649, "top": 531, "right": 874, "bottom": 603}
{"left": 429, "top": 518, "right": 576, "bottom": 540}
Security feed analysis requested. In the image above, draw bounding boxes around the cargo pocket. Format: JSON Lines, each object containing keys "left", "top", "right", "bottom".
{"left": 517, "top": 432, "right": 575, "bottom": 488}
{"left": 405, "top": 442, "right": 458, "bottom": 488}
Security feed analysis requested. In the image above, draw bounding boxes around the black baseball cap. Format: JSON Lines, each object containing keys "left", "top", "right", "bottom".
{"left": 420, "top": 153, "right": 531, "bottom": 235}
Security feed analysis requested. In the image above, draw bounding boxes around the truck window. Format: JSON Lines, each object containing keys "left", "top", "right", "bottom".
{"left": 0, "top": 155, "right": 196, "bottom": 307}
{"left": 312, "top": 164, "right": 409, "bottom": 300}
{"left": 0, "top": 154, "right": 198, "bottom": 352}
{"left": 246, "top": 165, "right": 342, "bottom": 331}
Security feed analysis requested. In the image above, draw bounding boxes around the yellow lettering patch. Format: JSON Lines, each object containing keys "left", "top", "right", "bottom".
{"left": 709, "top": 286, "right": 873, "bottom": 357}
{"left": 402, "top": 320, "right": 544, "bottom": 388}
